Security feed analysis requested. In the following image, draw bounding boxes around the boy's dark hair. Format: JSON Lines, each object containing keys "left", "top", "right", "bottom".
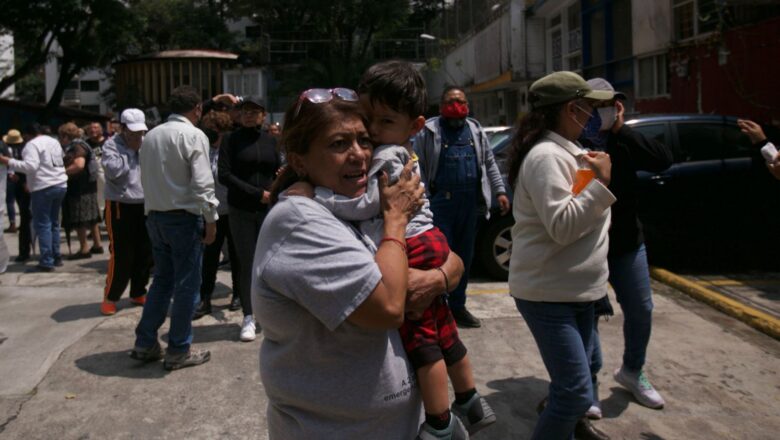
{"left": 168, "top": 86, "right": 201, "bottom": 115}
{"left": 358, "top": 60, "right": 426, "bottom": 118}
{"left": 440, "top": 85, "right": 466, "bottom": 102}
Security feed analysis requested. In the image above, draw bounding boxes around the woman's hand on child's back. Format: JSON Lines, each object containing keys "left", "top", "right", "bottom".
{"left": 582, "top": 151, "right": 612, "bottom": 187}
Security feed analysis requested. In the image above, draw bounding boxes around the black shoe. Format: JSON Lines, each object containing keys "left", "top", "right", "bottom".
{"left": 14, "top": 255, "right": 30, "bottom": 263}
{"left": 163, "top": 349, "right": 211, "bottom": 371}
{"left": 129, "top": 341, "right": 163, "bottom": 363}
{"left": 26, "top": 265, "right": 54, "bottom": 273}
{"left": 68, "top": 252, "right": 92, "bottom": 260}
{"left": 192, "top": 301, "right": 212, "bottom": 320}
{"left": 4, "top": 224, "right": 17, "bottom": 233}
{"left": 53, "top": 258, "right": 63, "bottom": 267}
{"left": 452, "top": 307, "right": 481, "bottom": 328}
{"left": 228, "top": 296, "right": 241, "bottom": 311}
{"left": 90, "top": 246, "right": 104, "bottom": 255}
{"left": 575, "top": 417, "right": 610, "bottom": 440}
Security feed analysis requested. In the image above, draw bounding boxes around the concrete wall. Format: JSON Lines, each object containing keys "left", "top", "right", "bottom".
{"left": 632, "top": 0, "right": 671, "bottom": 56}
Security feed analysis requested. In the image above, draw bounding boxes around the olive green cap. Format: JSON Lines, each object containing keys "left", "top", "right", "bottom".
{"left": 529, "top": 71, "right": 615, "bottom": 109}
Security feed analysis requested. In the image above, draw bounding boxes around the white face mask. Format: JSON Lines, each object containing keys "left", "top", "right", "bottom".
{"left": 597, "top": 107, "right": 617, "bottom": 131}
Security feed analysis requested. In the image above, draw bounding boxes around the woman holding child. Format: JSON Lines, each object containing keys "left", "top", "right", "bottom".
{"left": 252, "top": 85, "right": 465, "bottom": 439}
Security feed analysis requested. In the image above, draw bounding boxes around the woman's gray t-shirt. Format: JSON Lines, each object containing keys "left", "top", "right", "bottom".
{"left": 252, "top": 196, "right": 422, "bottom": 439}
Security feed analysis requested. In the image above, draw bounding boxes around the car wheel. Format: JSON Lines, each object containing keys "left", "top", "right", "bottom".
{"left": 476, "top": 214, "right": 513, "bottom": 281}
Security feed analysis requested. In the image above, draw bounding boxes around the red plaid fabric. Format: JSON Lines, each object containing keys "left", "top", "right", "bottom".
{"left": 399, "top": 227, "right": 464, "bottom": 369}
{"left": 406, "top": 227, "right": 449, "bottom": 270}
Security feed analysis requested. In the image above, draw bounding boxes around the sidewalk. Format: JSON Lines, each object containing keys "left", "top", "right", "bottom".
{"left": 1, "top": 231, "right": 779, "bottom": 438}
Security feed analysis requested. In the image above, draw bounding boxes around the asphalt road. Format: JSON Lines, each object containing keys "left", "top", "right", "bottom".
{"left": 0, "top": 231, "right": 779, "bottom": 439}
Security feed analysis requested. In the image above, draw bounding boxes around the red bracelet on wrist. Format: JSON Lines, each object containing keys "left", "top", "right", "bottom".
{"left": 380, "top": 237, "right": 407, "bottom": 253}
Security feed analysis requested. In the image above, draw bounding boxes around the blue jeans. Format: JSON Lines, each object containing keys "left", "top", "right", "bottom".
{"left": 430, "top": 189, "right": 478, "bottom": 310}
{"left": 30, "top": 185, "right": 66, "bottom": 268}
{"left": 134, "top": 211, "right": 204, "bottom": 354}
{"left": 590, "top": 244, "right": 654, "bottom": 376}
{"left": 515, "top": 298, "right": 595, "bottom": 440}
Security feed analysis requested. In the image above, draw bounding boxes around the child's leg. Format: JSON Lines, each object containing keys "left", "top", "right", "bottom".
{"left": 447, "top": 354, "right": 476, "bottom": 394}
{"left": 417, "top": 359, "right": 451, "bottom": 415}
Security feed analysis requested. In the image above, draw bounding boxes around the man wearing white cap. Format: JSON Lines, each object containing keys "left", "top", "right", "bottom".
{"left": 100, "top": 108, "right": 153, "bottom": 316}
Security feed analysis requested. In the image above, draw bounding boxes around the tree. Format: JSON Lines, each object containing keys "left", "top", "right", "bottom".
{"left": 128, "top": 0, "right": 236, "bottom": 53}
{"left": 0, "top": 1, "right": 60, "bottom": 96}
{"left": 40, "top": 0, "right": 141, "bottom": 120}
{"left": 227, "top": 0, "right": 412, "bottom": 89}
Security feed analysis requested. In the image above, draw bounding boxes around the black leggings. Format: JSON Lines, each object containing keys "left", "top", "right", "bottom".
{"left": 228, "top": 207, "right": 267, "bottom": 317}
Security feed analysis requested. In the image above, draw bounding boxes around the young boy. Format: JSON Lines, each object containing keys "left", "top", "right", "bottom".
{"left": 310, "top": 61, "right": 496, "bottom": 439}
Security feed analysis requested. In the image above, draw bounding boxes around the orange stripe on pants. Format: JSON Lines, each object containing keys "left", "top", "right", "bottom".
{"left": 103, "top": 200, "right": 116, "bottom": 299}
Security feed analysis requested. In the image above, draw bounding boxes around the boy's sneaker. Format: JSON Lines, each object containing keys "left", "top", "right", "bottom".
{"left": 240, "top": 315, "right": 256, "bottom": 342}
{"left": 100, "top": 300, "right": 117, "bottom": 316}
{"left": 451, "top": 392, "right": 496, "bottom": 435}
{"left": 129, "top": 295, "right": 146, "bottom": 306}
{"left": 586, "top": 403, "right": 603, "bottom": 420}
{"left": 613, "top": 366, "right": 665, "bottom": 409}
{"left": 416, "top": 414, "right": 470, "bottom": 440}
{"left": 163, "top": 349, "right": 211, "bottom": 371}
{"left": 129, "top": 342, "right": 162, "bottom": 362}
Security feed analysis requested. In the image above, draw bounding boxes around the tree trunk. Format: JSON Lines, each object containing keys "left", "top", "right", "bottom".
{"left": 0, "top": 33, "right": 56, "bottom": 98}
{"left": 39, "top": 58, "right": 78, "bottom": 123}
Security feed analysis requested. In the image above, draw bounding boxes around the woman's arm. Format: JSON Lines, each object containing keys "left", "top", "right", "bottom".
{"left": 66, "top": 157, "right": 85, "bottom": 176}
{"left": 347, "top": 161, "right": 425, "bottom": 329}
{"left": 405, "top": 251, "right": 464, "bottom": 314}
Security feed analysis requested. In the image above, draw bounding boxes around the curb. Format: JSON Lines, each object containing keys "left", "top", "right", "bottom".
{"left": 650, "top": 267, "right": 780, "bottom": 340}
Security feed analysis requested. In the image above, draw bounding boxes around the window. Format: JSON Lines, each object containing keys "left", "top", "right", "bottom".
{"left": 548, "top": 4, "right": 582, "bottom": 73}
{"left": 636, "top": 54, "right": 669, "bottom": 98}
{"left": 721, "top": 124, "right": 752, "bottom": 159}
{"left": 673, "top": 0, "right": 719, "bottom": 41}
{"left": 632, "top": 124, "right": 670, "bottom": 149}
{"left": 80, "top": 80, "right": 99, "bottom": 92}
{"left": 676, "top": 123, "right": 727, "bottom": 161}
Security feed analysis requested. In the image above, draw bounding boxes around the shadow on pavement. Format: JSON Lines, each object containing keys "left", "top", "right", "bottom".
{"left": 75, "top": 349, "right": 169, "bottom": 379}
{"left": 75, "top": 260, "right": 108, "bottom": 273}
{"left": 639, "top": 432, "right": 667, "bottom": 440}
{"left": 51, "top": 302, "right": 104, "bottom": 322}
{"left": 600, "top": 386, "right": 633, "bottom": 419}
{"left": 161, "top": 322, "right": 244, "bottom": 344}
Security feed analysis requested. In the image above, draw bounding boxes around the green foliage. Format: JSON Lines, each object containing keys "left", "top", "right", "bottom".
{"left": 127, "top": 0, "right": 236, "bottom": 53}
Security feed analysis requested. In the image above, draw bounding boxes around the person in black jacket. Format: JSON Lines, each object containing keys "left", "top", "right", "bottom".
{"left": 218, "top": 96, "right": 281, "bottom": 342}
{"left": 579, "top": 78, "right": 673, "bottom": 417}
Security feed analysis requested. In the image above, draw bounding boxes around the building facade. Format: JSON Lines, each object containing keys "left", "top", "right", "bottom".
{"left": 424, "top": 0, "right": 780, "bottom": 126}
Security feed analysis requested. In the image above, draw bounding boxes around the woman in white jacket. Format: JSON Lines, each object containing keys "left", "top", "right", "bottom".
{"left": 507, "top": 72, "right": 616, "bottom": 440}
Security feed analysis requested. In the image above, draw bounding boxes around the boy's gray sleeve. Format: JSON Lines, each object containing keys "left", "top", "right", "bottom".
{"left": 370, "top": 145, "right": 410, "bottom": 184}
{"left": 313, "top": 184, "right": 381, "bottom": 221}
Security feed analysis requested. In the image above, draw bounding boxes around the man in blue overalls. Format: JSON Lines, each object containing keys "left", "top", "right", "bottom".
{"left": 414, "top": 86, "right": 510, "bottom": 328}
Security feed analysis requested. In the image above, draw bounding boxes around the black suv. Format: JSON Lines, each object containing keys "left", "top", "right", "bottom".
{"left": 476, "top": 114, "right": 780, "bottom": 280}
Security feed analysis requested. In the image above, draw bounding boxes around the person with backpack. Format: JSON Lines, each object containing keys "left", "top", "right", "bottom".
{"left": 58, "top": 122, "right": 102, "bottom": 259}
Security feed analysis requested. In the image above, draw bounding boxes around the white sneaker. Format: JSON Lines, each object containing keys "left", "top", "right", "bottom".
{"left": 585, "top": 403, "right": 602, "bottom": 420}
{"left": 240, "top": 315, "right": 256, "bottom": 342}
{"left": 614, "top": 366, "right": 665, "bottom": 409}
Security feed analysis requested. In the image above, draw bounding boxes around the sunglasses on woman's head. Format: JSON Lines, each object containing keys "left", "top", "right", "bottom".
{"left": 293, "top": 88, "right": 359, "bottom": 120}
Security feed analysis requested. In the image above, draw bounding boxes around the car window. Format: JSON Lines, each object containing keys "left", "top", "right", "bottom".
{"left": 676, "top": 123, "right": 726, "bottom": 161}
{"left": 632, "top": 123, "right": 668, "bottom": 146}
{"left": 489, "top": 130, "right": 513, "bottom": 149}
{"left": 721, "top": 124, "right": 752, "bottom": 158}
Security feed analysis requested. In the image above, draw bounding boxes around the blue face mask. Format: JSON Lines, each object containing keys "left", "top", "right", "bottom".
{"left": 580, "top": 111, "right": 609, "bottom": 150}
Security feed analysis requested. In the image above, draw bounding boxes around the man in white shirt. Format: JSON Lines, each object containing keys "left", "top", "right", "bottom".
{"left": 0, "top": 123, "right": 68, "bottom": 272}
{"left": 130, "top": 86, "right": 219, "bottom": 371}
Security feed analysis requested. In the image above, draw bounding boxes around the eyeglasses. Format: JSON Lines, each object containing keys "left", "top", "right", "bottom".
{"left": 293, "top": 88, "right": 359, "bottom": 120}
